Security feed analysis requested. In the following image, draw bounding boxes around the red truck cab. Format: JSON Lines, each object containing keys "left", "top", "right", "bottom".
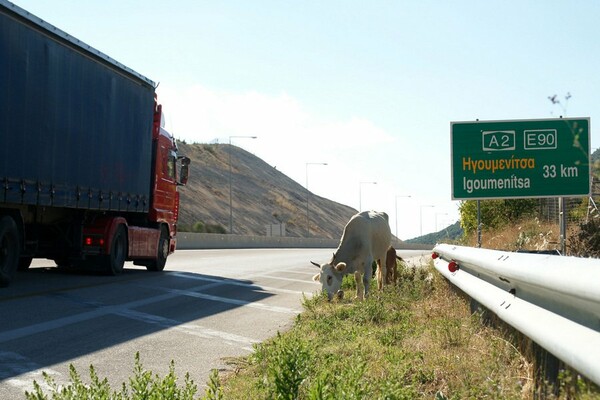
{"left": 80, "top": 101, "right": 189, "bottom": 276}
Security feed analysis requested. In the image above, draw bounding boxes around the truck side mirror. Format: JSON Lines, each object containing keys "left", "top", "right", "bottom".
{"left": 178, "top": 156, "right": 190, "bottom": 186}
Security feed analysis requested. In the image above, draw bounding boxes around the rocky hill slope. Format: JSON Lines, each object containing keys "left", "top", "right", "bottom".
{"left": 176, "top": 142, "right": 358, "bottom": 239}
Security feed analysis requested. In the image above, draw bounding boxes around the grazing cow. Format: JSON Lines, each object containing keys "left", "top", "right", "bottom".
{"left": 380, "top": 246, "right": 404, "bottom": 285}
{"left": 311, "top": 211, "right": 391, "bottom": 300}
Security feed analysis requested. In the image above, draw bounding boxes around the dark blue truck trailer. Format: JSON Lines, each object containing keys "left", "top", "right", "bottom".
{"left": 0, "top": 0, "right": 189, "bottom": 286}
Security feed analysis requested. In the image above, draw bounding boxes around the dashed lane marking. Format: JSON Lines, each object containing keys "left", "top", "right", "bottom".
{"left": 169, "top": 272, "right": 306, "bottom": 294}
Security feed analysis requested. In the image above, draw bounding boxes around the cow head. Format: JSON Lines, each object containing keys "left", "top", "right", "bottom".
{"left": 311, "top": 260, "right": 346, "bottom": 301}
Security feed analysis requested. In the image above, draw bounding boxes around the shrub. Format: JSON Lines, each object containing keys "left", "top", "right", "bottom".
{"left": 569, "top": 217, "right": 600, "bottom": 257}
{"left": 253, "top": 332, "right": 313, "bottom": 399}
{"left": 459, "top": 199, "right": 537, "bottom": 235}
{"left": 25, "top": 353, "right": 197, "bottom": 400}
{"left": 190, "top": 221, "right": 227, "bottom": 234}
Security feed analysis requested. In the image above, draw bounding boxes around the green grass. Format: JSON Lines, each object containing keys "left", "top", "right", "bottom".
{"left": 209, "top": 261, "right": 600, "bottom": 399}
{"left": 213, "top": 263, "right": 520, "bottom": 399}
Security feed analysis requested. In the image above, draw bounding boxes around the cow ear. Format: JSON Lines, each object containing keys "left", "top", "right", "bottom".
{"left": 312, "top": 273, "right": 321, "bottom": 282}
{"left": 334, "top": 262, "right": 347, "bottom": 272}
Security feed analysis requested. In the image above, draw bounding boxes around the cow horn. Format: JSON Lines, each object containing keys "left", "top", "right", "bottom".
{"left": 310, "top": 261, "right": 320, "bottom": 268}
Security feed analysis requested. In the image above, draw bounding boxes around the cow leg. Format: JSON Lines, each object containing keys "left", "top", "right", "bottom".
{"left": 363, "top": 271, "right": 371, "bottom": 298}
{"left": 376, "top": 258, "right": 386, "bottom": 290}
{"left": 354, "top": 271, "right": 364, "bottom": 300}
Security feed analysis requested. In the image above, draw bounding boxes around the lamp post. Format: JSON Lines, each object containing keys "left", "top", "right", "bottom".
{"left": 419, "top": 205, "right": 434, "bottom": 236}
{"left": 306, "top": 162, "right": 328, "bottom": 237}
{"left": 395, "top": 195, "right": 411, "bottom": 238}
{"left": 229, "top": 135, "right": 257, "bottom": 234}
{"left": 359, "top": 181, "right": 377, "bottom": 211}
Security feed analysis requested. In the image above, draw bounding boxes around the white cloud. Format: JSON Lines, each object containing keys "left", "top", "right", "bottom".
{"left": 156, "top": 84, "right": 393, "bottom": 148}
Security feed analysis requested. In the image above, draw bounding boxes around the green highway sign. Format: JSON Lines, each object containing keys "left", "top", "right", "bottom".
{"left": 451, "top": 118, "right": 590, "bottom": 200}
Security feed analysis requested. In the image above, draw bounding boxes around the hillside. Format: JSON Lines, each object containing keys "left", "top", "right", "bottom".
{"left": 176, "top": 142, "right": 359, "bottom": 239}
{"left": 405, "top": 221, "right": 463, "bottom": 245}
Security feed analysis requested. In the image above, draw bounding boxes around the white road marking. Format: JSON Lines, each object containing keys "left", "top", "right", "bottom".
{"left": 0, "top": 281, "right": 297, "bottom": 346}
{"left": 170, "top": 272, "right": 306, "bottom": 294}
{"left": 115, "top": 309, "right": 258, "bottom": 350}
{"left": 147, "top": 286, "right": 300, "bottom": 315}
{"left": 254, "top": 274, "right": 316, "bottom": 284}
{"left": 0, "top": 259, "right": 316, "bottom": 392}
{"left": 0, "top": 351, "right": 62, "bottom": 393}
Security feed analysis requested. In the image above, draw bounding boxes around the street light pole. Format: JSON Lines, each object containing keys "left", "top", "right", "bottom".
{"left": 229, "top": 135, "right": 257, "bottom": 234}
{"left": 359, "top": 181, "right": 377, "bottom": 211}
{"left": 306, "top": 162, "right": 327, "bottom": 237}
{"left": 395, "top": 195, "right": 411, "bottom": 238}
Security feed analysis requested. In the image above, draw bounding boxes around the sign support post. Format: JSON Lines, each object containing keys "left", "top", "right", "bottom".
{"left": 477, "top": 200, "right": 482, "bottom": 248}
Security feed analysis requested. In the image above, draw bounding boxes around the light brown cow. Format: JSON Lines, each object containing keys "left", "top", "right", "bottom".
{"left": 377, "top": 246, "right": 403, "bottom": 286}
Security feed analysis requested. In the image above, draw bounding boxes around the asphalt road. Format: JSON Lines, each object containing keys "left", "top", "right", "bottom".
{"left": 0, "top": 248, "right": 430, "bottom": 398}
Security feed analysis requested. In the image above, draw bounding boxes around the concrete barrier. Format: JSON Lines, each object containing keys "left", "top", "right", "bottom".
{"left": 176, "top": 232, "right": 433, "bottom": 251}
{"left": 176, "top": 232, "right": 338, "bottom": 249}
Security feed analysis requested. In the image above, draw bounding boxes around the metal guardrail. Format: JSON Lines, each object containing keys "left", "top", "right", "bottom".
{"left": 432, "top": 244, "right": 600, "bottom": 386}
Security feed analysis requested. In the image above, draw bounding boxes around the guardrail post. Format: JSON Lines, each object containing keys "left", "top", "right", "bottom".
{"left": 533, "top": 342, "right": 560, "bottom": 398}
{"left": 469, "top": 298, "right": 493, "bottom": 326}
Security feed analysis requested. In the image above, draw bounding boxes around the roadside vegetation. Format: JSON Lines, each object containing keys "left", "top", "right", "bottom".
{"left": 458, "top": 197, "right": 600, "bottom": 256}
{"left": 209, "top": 262, "right": 534, "bottom": 399}
{"left": 205, "top": 257, "right": 599, "bottom": 399}
{"left": 25, "top": 352, "right": 199, "bottom": 400}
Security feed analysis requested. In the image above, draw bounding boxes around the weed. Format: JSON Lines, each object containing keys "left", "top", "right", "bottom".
{"left": 25, "top": 352, "right": 197, "bottom": 400}
{"left": 436, "top": 318, "right": 466, "bottom": 348}
{"left": 251, "top": 332, "right": 313, "bottom": 399}
{"left": 202, "top": 369, "right": 223, "bottom": 400}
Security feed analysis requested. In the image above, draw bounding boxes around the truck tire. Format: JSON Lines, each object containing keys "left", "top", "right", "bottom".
{"left": 145, "top": 228, "right": 168, "bottom": 272}
{"left": 104, "top": 225, "right": 127, "bottom": 275}
{"left": 0, "top": 216, "right": 20, "bottom": 287}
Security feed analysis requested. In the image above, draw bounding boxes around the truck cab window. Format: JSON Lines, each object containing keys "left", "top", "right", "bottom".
{"left": 166, "top": 151, "right": 176, "bottom": 180}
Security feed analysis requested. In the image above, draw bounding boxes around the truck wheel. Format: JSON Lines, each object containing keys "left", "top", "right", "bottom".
{"left": 146, "top": 228, "right": 168, "bottom": 272}
{"left": 0, "top": 216, "right": 20, "bottom": 287}
{"left": 104, "top": 225, "right": 127, "bottom": 275}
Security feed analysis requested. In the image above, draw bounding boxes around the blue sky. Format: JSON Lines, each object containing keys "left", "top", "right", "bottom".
{"left": 11, "top": 0, "right": 600, "bottom": 239}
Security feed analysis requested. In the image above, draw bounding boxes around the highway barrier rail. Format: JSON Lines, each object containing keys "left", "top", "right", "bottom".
{"left": 432, "top": 243, "right": 600, "bottom": 387}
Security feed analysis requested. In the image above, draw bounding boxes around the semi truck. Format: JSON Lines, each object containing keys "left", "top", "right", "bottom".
{"left": 0, "top": 0, "right": 190, "bottom": 286}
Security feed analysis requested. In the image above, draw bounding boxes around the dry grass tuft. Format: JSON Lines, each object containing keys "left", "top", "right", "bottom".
{"left": 462, "top": 218, "right": 560, "bottom": 252}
